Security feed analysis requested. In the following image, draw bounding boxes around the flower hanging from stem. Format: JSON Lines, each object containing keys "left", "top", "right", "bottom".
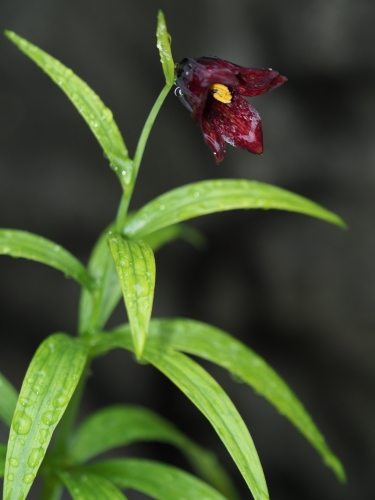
{"left": 175, "top": 56, "right": 287, "bottom": 163}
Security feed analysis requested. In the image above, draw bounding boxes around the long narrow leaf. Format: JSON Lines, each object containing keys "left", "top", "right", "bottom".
{"left": 59, "top": 470, "right": 128, "bottom": 500}
{"left": 156, "top": 10, "right": 175, "bottom": 85}
{"left": 0, "top": 229, "right": 95, "bottom": 290}
{"left": 87, "top": 458, "right": 228, "bottom": 500}
{"left": 68, "top": 404, "right": 238, "bottom": 500}
{"left": 0, "top": 372, "right": 18, "bottom": 427}
{"left": 0, "top": 443, "right": 6, "bottom": 478}
{"left": 4, "top": 334, "right": 88, "bottom": 500}
{"left": 5, "top": 31, "right": 133, "bottom": 187}
{"left": 144, "top": 318, "right": 346, "bottom": 482}
{"left": 78, "top": 226, "right": 122, "bottom": 335}
{"left": 108, "top": 233, "right": 155, "bottom": 358}
{"left": 143, "top": 223, "right": 206, "bottom": 252}
{"left": 88, "top": 330, "right": 269, "bottom": 500}
{"left": 123, "top": 179, "right": 346, "bottom": 239}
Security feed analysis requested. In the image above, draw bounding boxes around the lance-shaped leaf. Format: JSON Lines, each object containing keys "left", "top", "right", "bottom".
{"left": 78, "top": 226, "right": 122, "bottom": 335}
{"left": 88, "top": 331, "right": 269, "bottom": 500}
{"left": 143, "top": 318, "right": 345, "bottom": 482}
{"left": 0, "top": 229, "right": 95, "bottom": 290}
{"left": 143, "top": 223, "right": 206, "bottom": 252}
{"left": 68, "top": 405, "right": 238, "bottom": 500}
{"left": 0, "top": 443, "right": 6, "bottom": 478}
{"left": 5, "top": 31, "right": 133, "bottom": 187}
{"left": 123, "top": 179, "right": 346, "bottom": 239}
{"left": 156, "top": 10, "right": 175, "bottom": 85}
{"left": 0, "top": 372, "right": 18, "bottom": 427}
{"left": 108, "top": 233, "right": 155, "bottom": 358}
{"left": 4, "top": 334, "right": 88, "bottom": 500}
{"left": 86, "top": 459, "right": 228, "bottom": 500}
{"left": 59, "top": 470, "right": 128, "bottom": 500}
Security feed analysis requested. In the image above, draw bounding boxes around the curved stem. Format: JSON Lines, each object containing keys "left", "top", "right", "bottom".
{"left": 115, "top": 83, "right": 172, "bottom": 231}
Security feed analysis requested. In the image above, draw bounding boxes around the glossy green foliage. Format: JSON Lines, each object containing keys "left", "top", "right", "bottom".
{"left": 89, "top": 331, "right": 269, "bottom": 500}
{"left": 123, "top": 179, "right": 346, "bottom": 239}
{"left": 4, "top": 334, "right": 88, "bottom": 500}
{"left": 78, "top": 226, "right": 122, "bottom": 335}
{"left": 156, "top": 10, "right": 175, "bottom": 85}
{"left": 142, "top": 223, "right": 206, "bottom": 252}
{"left": 108, "top": 233, "right": 155, "bottom": 358}
{"left": 87, "top": 459, "right": 229, "bottom": 500}
{"left": 0, "top": 372, "right": 18, "bottom": 427}
{"left": 146, "top": 319, "right": 345, "bottom": 481}
{"left": 0, "top": 229, "right": 95, "bottom": 290}
{"left": 68, "top": 404, "right": 237, "bottom": 499}
{"left": 5, "top": 31, "right": 132, "bottom": 187}
{"left": 0, "top": 443, "right": 6, "bottom": 478}
{"left": 59, "top": 470, "right": 128, "bottom": 500}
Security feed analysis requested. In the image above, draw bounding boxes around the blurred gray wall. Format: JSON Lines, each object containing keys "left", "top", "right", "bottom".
{"left": 1, "top": 0, "right": 375, "bottom": 498}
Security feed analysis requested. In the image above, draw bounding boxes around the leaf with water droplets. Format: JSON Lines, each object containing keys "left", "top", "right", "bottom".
{"left": 0, "top": 229, "right": 95, "bottom": 290}
{"left": 5, "top": 31, "right": 132, "bottom": 187}
{"left": 78, "top": 225, "right": 122, "bottom": 335}
{"left": 144, "top": 318, "right": 346, "bottom": 483}
{"left": 108, "top": 233, "right": 155, "bottom": 358}
{"left": 59, "top": 470, "right": 128, "bottom": 500}
{"left": 0, "top": 372, "right": 18, "bottom": 427}
{"left": 88, "top": 330, "right": 269, "bottom": 500}
{"left": 123, "top": 179, "right": 346, "bottom": 239}
{"left": 4, "top": 334, "right": 88, "bottom": 500}
{"left": 156, "top": 10, "right": 175, "bottom": 86}
{"left": 85, "top": 458, "right": 228, "bottom": 500}
{"left": 0, "top": 443, "right": 6, "bottom": 478}
{"left": 68, "top": 404, "right": 238, "bottom": 500}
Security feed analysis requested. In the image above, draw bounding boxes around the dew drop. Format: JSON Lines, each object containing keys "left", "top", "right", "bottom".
{"left": 41, "top": 410, "right": 60, "bottom": 426}
{"left": 101, "top": 107, "right": 113, "bottom": 121}
{"left": 53, "top": 245, "right": 60, "bottom": 251}
{"left": 19, "top": 398, "right": 35, "bottom": 408}
{"left": 7, "top": 473, "right": 14, "bottom": 481}
{"left": 159, "top": 204, "right": 165, "bottom": 211}
{"left": 9, "top": 434, "right": 15, "bottom": 441}
{"left": 32, "top": 384, "right": 46, "bottom": 395}
{"left": 23, "top": 473, "right": 35, "bottom": 484}
{"left": 52, "top": 393, "right": 69, "bottom": 408}
{"left": 8, "top": 457, "right": 19, "bottom": 467}
{"left": 28, "top": 447, "right": 44, "bottom": 468}
{"left": 12, "top": 411, "right": 32, "bottom": 435}
{"left": 38, "top": 428, "right": 50, "bottom": 444}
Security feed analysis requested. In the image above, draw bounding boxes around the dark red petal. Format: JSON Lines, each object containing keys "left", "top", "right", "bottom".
{"left": 236, "top": 68, "right": 288, "bottom": 97}
{"left": 201, "top": 117, "right": 226, "bottom": 164}
{"left": 175, "top": 57, "right": 239, "bottom": 124}
{"left": 203, "top": 94, "right": 263, "bottom": 159}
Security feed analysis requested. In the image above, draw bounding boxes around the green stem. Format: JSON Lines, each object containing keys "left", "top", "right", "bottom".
{"left": 115, "top": 83, "right": 172, "bottom": 231}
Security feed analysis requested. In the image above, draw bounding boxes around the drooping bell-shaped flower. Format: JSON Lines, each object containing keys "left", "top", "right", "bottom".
{"left": 175, "top": 56, "right": 287, "bottom": 163}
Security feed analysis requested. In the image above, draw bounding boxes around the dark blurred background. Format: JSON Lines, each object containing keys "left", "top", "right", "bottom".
{"left": 1, "top": 0, "right": 375, "bottom": 498}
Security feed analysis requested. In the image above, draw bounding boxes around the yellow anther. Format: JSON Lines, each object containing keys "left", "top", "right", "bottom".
{"left": 210, "top": 83, "right": 232, "bottom": 104}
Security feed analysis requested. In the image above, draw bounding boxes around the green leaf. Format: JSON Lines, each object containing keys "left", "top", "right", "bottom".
{"left": 0, "top": 229, "right": 95, "bottom": 291}
{"left": 4, "top": 334, "right": 88, "bottom": 500}
{"left": 144, "top": 318, "right": 346, "bottom": 482}
{"left": 0, "top": 372, "right": 18, "bottom": 427}
{"left": 78, "top": 226, "right": 122, "bottom": 335}
{"left": 88, "top": 330, "right": 269, "bottom": 500}
{"left": 68, "top": 404, "right": 238, "bottom": 500}
{"left": 123, "top": 179, "right": 347, "bottom": 239}
{"left": 86, "top": 458, "right": 228, "bottom": 500}
{"left": 143, "top": 223, "right": 206, "bottom": 252}
{"left": 0, "top": 443, "right": 6, "bottom": 478}
{"left": 156, "top": 11, "right": 175, "bottom": 86}
{"left": 59, "top": 470, "right": 128, "bottom": 500}
{"left": 108, "top": 233, "right": 155, "bottom": 358}
{"left": 5, "top": 31, "right": 133, "bottom": 187}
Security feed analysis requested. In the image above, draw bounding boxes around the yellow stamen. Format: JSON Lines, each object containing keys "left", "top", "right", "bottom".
{"left": 210, "top": 83, "right": 232, "bottom": 104}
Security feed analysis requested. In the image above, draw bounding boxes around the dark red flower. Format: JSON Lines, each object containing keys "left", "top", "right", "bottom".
{"left": 175, "top": 56, "right": 287, "bottom": 163}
